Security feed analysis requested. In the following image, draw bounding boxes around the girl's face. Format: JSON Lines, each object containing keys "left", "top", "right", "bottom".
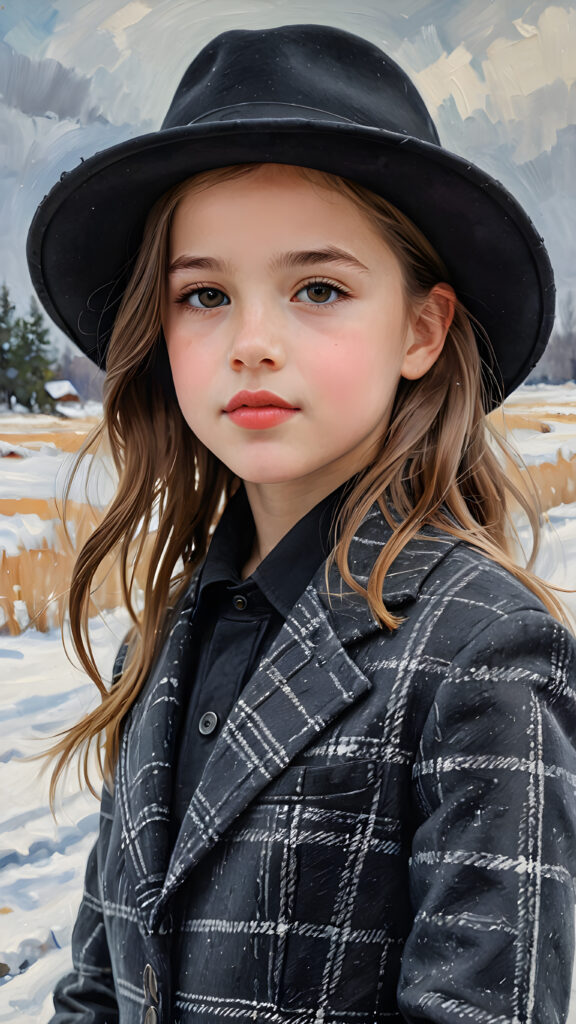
{"left": 163, "top": 164, "right": 442, "bottom": 500}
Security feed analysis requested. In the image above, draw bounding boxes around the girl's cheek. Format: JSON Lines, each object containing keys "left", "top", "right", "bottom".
{"left": 317, "top": 363, "right": 356, "bottom": 405}
{"left": 169, "top": 342, "right": 216, "bottom": 383}
{"left": 304, "top": 338, "right": 375, "bottom": 394}
{"left": 305, "top": 338, "right": 404, "bottom": 416}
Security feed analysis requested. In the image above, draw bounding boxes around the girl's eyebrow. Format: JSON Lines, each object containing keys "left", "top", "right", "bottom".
{"left": 273, "top": 247, "right": 369, "bottom": 273}
{"left": 168, "top": 246, "right": 369, "bottom": 275}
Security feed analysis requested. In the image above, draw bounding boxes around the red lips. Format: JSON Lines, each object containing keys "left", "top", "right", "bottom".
{"left": 224, "top": 390, "right": 297, "bottom": 413}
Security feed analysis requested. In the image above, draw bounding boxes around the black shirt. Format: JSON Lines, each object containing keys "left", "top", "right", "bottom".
{"left": 170, "top": 480, "right": 353, "bottom": 836}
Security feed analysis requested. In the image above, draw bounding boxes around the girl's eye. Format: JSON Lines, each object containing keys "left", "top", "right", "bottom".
{"left": 178, "top": 287, "right": 230, "bottom": 309}
{"left": 175, "top": 280, "right": 349, "bottom": 312}
{"left": 293, "top": 281, "right": 348, "bottom": 305}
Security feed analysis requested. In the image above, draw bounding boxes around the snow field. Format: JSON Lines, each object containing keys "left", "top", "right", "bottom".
{"left": 0, "top": 613, "right": 129, "bottom": 1022}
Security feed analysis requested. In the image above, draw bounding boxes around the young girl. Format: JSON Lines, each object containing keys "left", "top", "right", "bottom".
{"left": 28, "top": 23, "right": 576, "bottom": 1024}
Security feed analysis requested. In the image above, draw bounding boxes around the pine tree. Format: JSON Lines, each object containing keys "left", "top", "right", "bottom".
{"left": 527, "top": 291, "right": 576, "bottom": 383}
{"left": 0, "top": 282, "right": 16, "bottom": 407}
{"left": 10, "top": 297, "right": 56, "bottom": 412}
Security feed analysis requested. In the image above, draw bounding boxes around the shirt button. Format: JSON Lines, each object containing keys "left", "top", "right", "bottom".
{"left": 233, "top": 594, "right": 247, "bottom": 610}
{"left": 199, "top": 710, "right": 219, "bottom": 735}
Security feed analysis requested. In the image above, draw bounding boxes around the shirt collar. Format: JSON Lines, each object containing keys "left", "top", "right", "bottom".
{"left": 198, "top": 478, "right": 356, "bottom": 617}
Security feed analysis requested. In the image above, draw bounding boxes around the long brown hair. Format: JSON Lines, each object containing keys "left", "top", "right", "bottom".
{"left": 45, "top": 162, "right": 569, "bottom": 804}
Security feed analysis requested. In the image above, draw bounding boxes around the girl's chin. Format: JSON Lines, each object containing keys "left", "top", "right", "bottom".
{"left": 230, "top": 469, "right": 310, "bottom": 486}
{"left": 220, "top": 458, "right": 325, "bottom": 487}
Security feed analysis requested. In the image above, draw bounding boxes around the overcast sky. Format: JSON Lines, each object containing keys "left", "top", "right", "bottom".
{"left": 1, "top": 0, "right": 575, "bottom": 349}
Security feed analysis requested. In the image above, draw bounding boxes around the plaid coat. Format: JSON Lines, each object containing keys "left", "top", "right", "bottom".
{"left": 50, "top": 504, "right": 576, "bottom": 1024}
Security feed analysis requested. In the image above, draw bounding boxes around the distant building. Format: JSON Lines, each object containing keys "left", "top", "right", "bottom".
{"left": 44, "top": 380, "right": 81, "bottom": 404}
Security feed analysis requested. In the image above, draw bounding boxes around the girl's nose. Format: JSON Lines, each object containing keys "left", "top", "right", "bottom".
{"left": 228, "top": 303, "right": 286, "bottom": 371}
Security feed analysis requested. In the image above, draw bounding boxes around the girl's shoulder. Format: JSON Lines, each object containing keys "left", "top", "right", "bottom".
{"left": 422, "top": 532, "right": 548, "bottom": 609}
{"left": 393, "top": 530, "right": 576, "bottom": 684}
{"left": 340, "top": 515, "right": 576, "bottom": 710}
{"left": 430, "top": 530, "right": 568, "bottom": 627}
{"left": 349, "top": 505, "right": 573, "bottom": 644}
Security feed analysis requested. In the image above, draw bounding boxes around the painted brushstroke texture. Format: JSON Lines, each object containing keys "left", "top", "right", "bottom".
{"left": 0, "top": 4, "right": 575, "bottom": 1018}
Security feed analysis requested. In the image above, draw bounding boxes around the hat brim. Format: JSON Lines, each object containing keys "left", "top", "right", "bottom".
{"left": 27, "top": 119, "right": 555, "bottom": 405}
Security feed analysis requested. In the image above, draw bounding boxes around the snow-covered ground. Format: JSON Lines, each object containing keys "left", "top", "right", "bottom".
{"left": 0, "top": 614, "right": 128, "bottom": 1022}
{"left": 1, "top": 388, "right": 576, "bottom": 1022}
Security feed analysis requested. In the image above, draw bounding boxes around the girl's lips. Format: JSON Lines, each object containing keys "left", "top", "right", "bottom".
{"left": 226, "top": 406, "right": 298, "bottom": 430}
{"left": 224, "top": 389, "right": 296, "bottom": 412}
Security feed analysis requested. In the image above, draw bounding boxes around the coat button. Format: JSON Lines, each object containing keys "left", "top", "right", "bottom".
{"left": 199, "top": 710, "right": 219, "bottom": 735}
{"left": 143, "top": 963, "right": 158, "bottom": 1003}
{"left": 144, "top": 1008, "right": 158, "bottom": 1024}
{"left": 233, "top": 594, "right": 247, "bottom": 610}
{"left": 158, "top": 913, "right": 172, "bottom": 935}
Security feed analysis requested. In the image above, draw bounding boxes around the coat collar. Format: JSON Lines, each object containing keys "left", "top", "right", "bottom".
{"left": 319, "top": 504, "right": 460, "bottom": 644}
{"left": 115, "top": 503, "right": 459, "bottom": 931}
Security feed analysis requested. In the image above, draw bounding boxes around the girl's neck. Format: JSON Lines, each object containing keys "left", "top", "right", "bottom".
{"left": 242, "top": 472, "right": 351, "bottom": 577}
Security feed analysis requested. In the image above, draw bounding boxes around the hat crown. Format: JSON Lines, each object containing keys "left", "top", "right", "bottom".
{"left": 162, "top": 24, "right": 440, "bottom": 145}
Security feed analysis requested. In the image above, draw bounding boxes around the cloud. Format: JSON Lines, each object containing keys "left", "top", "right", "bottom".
{"left": 413, "top": 5, "right": 576, "bottom": 160}
{"left": 99, "top": 1, "right": 151, "bottom": 51}
{"left": 0, "top": 97, "right": 136, "bottom": 318}
{"left": 0, "top": 41, "right": 103, "bottom": 123}
{"left": 486, "top": 6, "right": 576, "bottom": 116}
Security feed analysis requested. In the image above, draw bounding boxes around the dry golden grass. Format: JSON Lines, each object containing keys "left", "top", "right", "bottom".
{"left": 0, "top": 496, "right": 156, "bottom": 635}
{"left": 488, "top": 408, "right": 576, "bottom": 511}
{"left": 0, "top": 419, "right": 128, "bottom": 635}
{"left": 1, "top": 408, "right": 575, "bottom": 634}
{"left": 2, "top": 502, "right": 106, "bottom": 634}
{"left": 0, "top": 417, "right": 99, "bottom": 453}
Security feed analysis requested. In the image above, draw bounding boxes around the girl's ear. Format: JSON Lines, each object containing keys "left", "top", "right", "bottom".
{"left": 401, "top": 283, "right": 456, "bottom": 380}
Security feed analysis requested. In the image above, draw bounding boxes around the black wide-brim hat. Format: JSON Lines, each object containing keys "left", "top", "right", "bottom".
{"left": 27, "top": 23, "right": 555, "bottom": 406}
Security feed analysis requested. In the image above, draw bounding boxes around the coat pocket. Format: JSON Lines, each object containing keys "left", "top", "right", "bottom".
{"left": 259, "top": 758, "right": 378, "bottom": 808}
{"left": 259, "top": 760, "right": 407, "bottom": 1016}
